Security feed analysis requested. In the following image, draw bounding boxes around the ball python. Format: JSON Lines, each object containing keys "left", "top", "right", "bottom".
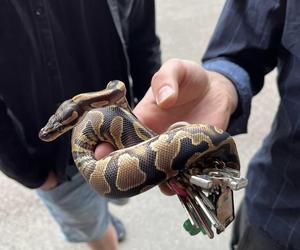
{"left": 39, "top": 80, "right": 240, "bottom": 198}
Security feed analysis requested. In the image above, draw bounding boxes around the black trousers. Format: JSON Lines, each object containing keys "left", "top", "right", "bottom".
{"left": 230, "top": 201, "right": 286, "bottom": 250}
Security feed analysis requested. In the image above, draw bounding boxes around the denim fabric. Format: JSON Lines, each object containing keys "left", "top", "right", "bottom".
{"left": 37, "top": 173, "right": 110, "bottom": 242}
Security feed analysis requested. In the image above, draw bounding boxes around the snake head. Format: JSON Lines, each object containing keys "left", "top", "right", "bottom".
{"left": 39, "top": 99, "right": 84, "bottom": 142}
{"left": 39, "top": 80, "right": 128, "bottom": 142}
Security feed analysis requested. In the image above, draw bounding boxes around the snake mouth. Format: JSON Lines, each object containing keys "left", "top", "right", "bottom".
{"left": 39, "top": 123, "right": 64, "bottom": 142}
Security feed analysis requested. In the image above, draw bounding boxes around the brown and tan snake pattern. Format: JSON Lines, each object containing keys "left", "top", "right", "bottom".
{"left": 39, "top": 80, "right": 240, "bottom": 198}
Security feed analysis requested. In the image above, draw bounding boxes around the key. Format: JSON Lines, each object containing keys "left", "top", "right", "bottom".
{"left": 227, "top": 177, "right": 248, "bottom": 190}
{"left": 186, "top": 195, "right": 214, "bottom": 238}
{"left": 168, "top": 180, "right": 199, "bottom": 228}
{"left": 176, "top": 189, "right": 199, "bottom": 228}
{"left": 195, "top": 188, "right": 215, "bottom": 210}
{"left": 192, "top": 172, "right": 237, "bottom": 232}
{"left": 173, "top": 177, "right": 224, "bottom": 238}
{"left": 190, "top": 175, "right": 213, "bottom": 190}
{"left": 188, "top": 189, "right": 226, "bottom": 233}
{"left": 178, "top": 175, "right": 224, "bottom": 237}
{"left": 212, "top": 187, "right": 235, "bottom": 231}
{"left": 169, "top": 162, "right": 247, "bottom": 239}
{"left": 169, "top": 179, "right": 214, "bottom": 237}
{"left": 190, "top": 170, "right": 248, "bottom": 191}
{"left": 206, "top": 169, "right": 248, "bottom": 191}
{"left": 183, "top": 219, "right": 205, "bottom": 236}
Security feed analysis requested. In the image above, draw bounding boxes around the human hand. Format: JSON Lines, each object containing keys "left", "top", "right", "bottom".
{"left": 133, "top": 59, "right": 238, "bottom": 195}
{"left": 40, "top": 171, "right": 58, "bottom": 190}
{"left": 134, "top": 58, "right": 238, "bottom": 133}
{"left": 94, "top": 58, "right": 238, "bottom": 195}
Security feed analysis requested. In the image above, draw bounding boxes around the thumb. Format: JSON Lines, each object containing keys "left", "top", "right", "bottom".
{"left": 151, "top": 59, "right": 185, "bottom": 109}
{"left": 151, "top": 59, "right": 209, "bottom": 109}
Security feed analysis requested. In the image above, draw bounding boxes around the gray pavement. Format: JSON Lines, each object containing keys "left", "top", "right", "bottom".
{"left": 0, "top": 1, "right": 279, "bottom": 249}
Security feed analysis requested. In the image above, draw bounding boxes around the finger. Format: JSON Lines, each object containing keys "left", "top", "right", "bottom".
{"left": 151, "top": 58, "right": 183, "bottom": 108}
{"left": 40, "top": 171, "right": 58, "bottom": 190}
{"left": 133, "top": 90, "right": 176, "bottom": 133}
{"left": 94, "top": 142, "right": 115, "bottom": 160}
{"left": 159, "top": 183, "right": 176, "bottom": 196}
{"left": 151, "top": 59, "right": 209, "bottom": 109}
{"left": 48, "top": 171, "right": 58, "bottom": 189}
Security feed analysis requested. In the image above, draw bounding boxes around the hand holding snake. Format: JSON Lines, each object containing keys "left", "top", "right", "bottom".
{"left": 39, "top": 61, "right": 239, "bottom": 198}
{"left": 135, "top": 59, "right": 238, "bottom": 133}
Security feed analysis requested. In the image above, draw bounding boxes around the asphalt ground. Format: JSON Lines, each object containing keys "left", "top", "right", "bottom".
{"left": 0, "top": 1, "right": 279, "bottom": 249}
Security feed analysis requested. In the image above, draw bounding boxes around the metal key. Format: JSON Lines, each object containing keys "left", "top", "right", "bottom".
{"left": 169, "top": 161, "right": 248, "bottom": 239}
{"left": 193, "top": 170, "right": 244, "bottom": 230}
{"left": 169, "top": 179, "right": 214, "bottom": 237}
{"left": 169, "top": 177, "right": 222, "bottom": 238}
{"left": 189, "top": 189, "right": 225, "bottom": 233}
{"left": 191, "top": 169, "right": 248, "bottom": 191}
{"left": 190, "top": 175, "right": 214, "bottom": 190}
{"left": 180, "top": 173, "right": 225, "bottom": 232}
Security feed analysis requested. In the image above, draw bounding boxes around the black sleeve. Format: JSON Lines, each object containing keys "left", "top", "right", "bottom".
{"left": 202, "top": 0, "right": 286, "bottom": 95}
{"left": 0, "top": 99, "right": 48, "bottom": 188}
{"left": 127, "top": 0, "right": 161, "bottom": 102}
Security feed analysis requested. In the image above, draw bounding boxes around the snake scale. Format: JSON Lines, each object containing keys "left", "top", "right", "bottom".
{"left": 39, "top": 80, "right": 240, "bottom": 198}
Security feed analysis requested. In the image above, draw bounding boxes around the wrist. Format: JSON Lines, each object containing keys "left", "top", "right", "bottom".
{"left": 207, "top": 70, "right": 238, "bottom": 115}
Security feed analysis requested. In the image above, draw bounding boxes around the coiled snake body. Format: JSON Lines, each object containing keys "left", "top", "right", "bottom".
{"left": 39, "top": 81, "right": 239, "bottom": 198}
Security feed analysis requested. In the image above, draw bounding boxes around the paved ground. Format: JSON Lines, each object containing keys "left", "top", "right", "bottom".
{"left": 0, "top": 1, "right": 280, "bottom": 249}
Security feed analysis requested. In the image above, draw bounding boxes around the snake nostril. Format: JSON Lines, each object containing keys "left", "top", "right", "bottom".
{"left": 39, "top": 130, "right": 48, "bottom": 140}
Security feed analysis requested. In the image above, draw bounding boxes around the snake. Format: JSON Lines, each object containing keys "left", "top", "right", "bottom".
{"left": 39, "top": 80, "right": 240, "bottom": 198}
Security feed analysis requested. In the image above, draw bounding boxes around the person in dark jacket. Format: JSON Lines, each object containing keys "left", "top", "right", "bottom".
{"left": 0, "top": 1, "right": 160, "bottom": 249}
{"left": 131, "top": 0, "right": 300, "bottom": 249}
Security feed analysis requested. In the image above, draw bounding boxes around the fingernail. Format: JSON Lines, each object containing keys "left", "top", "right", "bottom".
{"left": 156, "top": 86, "right": 175, "bottom": 105}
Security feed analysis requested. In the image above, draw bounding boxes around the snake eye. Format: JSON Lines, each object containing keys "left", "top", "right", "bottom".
{"left": 61, "top": 111, "right": 79, "bottom": 126}
{"left": 55, "top": 124, "right": 64, "bottom": 132}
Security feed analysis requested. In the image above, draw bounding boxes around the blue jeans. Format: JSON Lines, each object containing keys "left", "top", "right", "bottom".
{"left": 37, "top": 172, "right": 110, "bottom": 242}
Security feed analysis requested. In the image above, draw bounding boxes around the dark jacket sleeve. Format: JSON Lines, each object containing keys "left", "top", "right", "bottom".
{"left": 127, "top": 0, "right": 161, "bottom": 102}
{"left": 202, "top": 0, "right": 285, "bottom": 134}
{"left": 0, "top": 99, "right": 48, "bottom": 188}
{"left": 203, "top": 0, "right": 285, "bottom": 95}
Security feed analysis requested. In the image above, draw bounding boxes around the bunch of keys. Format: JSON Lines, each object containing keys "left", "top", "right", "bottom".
{"left": 168, "top": 160, "right": 248, "bottom": 239}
